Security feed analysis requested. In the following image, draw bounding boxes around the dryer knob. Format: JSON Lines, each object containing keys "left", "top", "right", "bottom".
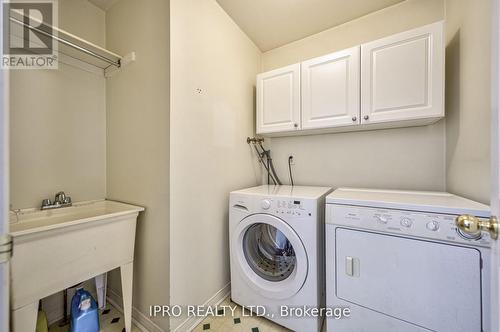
{"left": 426, "top": 220, "right": 440, "bottom": 231}
{"left": 375, "top": 215, "right": 388, "bottom": 224}
{"left": 400, "top": 217, "right": 413, "bottom": 228}
{"left": 261, "top": 199, "right": 271, "bottom": 210}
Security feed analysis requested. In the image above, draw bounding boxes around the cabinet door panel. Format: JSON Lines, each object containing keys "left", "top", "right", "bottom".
{"left": 256, "top": 64, "right": 300, "bottom": 134}
{"left": 361, "top": 21, "right": 444, "bottom": 124}
{"left": 302, "top": 47, "right": 360, "bottom": 129}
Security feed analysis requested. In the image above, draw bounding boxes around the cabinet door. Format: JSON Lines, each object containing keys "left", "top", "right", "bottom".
{"left": 302, "top": 46, "right": 360, "bottom": 129}
{"left": 256, "top": 64, "right": 300, "bottom": 134}
{"left": 361, "top": 21, "right": 444, "bottom": 124}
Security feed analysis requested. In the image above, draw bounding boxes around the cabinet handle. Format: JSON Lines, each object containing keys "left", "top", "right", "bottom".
{"left": 294, "top": 123, "right": 298, "bottom": 128}
{"left": 364, "top": 115, "right": 369, "bottom": 120}
{"left": 352, "top": 116, "right": 357, "bottom": 122}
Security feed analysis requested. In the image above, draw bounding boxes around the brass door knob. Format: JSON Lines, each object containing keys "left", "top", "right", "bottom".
{"left": 456, "top": 214, "right": 498, "bottom": 240}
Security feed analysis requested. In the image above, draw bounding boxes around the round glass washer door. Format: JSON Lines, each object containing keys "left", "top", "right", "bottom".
{"left": 232, "top": 214, "right": 308, "bottom": 299}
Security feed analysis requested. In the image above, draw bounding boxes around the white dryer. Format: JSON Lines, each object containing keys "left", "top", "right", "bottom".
{"left": 230, "top": 185, "right": 332, "bottom": 331}
{"left": 325, "top": 188, "right": 491, "bottom": 332}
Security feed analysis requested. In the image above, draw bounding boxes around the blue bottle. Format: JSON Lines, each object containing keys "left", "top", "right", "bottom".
{"left": 70, "top": 288, "right": 100, "bottom": 332}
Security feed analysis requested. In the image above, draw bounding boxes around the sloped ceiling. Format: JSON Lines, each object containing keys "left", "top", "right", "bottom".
{"left": 88, "top": 0, "right": 406, "bottom": 51}
{"left": 216, "top": 0, "right": 406, "bottom": 51}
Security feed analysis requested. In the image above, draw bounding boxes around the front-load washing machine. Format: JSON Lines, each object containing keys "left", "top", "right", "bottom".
{"left": 325, "top": 188, "right": 491, "bottom": 332}
{"left": 230, "top": 185, "right": 332, "bottom": 331}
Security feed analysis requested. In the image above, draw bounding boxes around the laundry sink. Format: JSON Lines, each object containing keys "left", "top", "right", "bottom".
{"left": 10, "top": 200, "right": 143, "bottom": 236}
{"left": 9, "top": 200, "right": 144, "bottom": 332}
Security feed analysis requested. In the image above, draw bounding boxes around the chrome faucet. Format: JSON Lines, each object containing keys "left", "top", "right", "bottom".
{"left": 41, "top": 191, "right": 72, "bottom": 210}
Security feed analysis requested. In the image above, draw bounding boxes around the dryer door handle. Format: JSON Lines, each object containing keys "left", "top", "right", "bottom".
{"left": 345, "top": 256, "right": 360, "bottom": 277}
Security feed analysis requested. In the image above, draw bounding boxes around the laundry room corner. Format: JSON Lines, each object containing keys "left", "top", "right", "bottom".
{"left": 105, "top": 0, "right": 171, "bottom": 331}
{"left": 260, "top": 0, "right": 447, "bottom": 192}
{"left": 169, "top": 0, "right": 263, "bottom": 330}
{"left": 445, "top": 0, "right": 492, "bottom": 204}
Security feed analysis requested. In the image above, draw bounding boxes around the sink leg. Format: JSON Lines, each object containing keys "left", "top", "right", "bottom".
{"left": 95, "top": 272, "right": 107, "bottom": 309}
{"left": 121, "top": 262, "right": 133, "bottom": 332}
{"left": 12, "top": 301, "right": 38, "bottom": 332}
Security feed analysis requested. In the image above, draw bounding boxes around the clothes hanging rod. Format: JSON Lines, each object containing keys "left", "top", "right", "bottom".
{"left": 9, "top": 16, "right": 121, "bottom": 68}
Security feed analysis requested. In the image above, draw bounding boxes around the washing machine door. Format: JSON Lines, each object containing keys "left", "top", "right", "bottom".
{"left": 232, "top": 214, "right": 308, "bottom": 299}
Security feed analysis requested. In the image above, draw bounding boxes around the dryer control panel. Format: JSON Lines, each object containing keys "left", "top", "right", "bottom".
{"left": 328, "top": 204, "right": 491, "bottom": 247}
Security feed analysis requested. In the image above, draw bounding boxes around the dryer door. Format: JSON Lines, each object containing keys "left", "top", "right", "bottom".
{"left": 232, "top": 214, "right": 308, "bottom": 299}
{"left": 335, "top": 228, "right": 482, "bottom": 332}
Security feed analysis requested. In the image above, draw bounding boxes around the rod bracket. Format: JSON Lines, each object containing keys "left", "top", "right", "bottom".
{"left": 247, "top": 137, "right": 264, "bottom": 144}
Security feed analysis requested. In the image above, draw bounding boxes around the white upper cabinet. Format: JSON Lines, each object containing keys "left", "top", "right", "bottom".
{"left": 255, "top": 21, "right": 444, "bottom": 136}
{"left": 360, "top": 21, "right": 444, "bottom": 125}
{"left": 301, "top": 46, "right": 360, "bottom": 130}
{"left": 256, "top": 64, "right": 301, "bottom": 134}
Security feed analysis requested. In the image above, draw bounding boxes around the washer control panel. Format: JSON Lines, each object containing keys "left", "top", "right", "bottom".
{"left": 329, "top": 204, "right": 491, "bottom": 247}
{"left": 261, "top": 199, "right": 272, "bottom": 210}
{"left": 261, "top": 198, "right": 312, "bottom": 218}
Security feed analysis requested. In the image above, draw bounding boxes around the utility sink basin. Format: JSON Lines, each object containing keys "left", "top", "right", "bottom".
{"left": 9, "top": 200, "right": 144, "bottom": 332}
{"left": 10, "top": 200, "right": 143, "bottom": 236}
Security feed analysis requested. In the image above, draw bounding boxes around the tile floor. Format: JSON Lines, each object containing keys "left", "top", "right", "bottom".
{"left": 48, "top": 304, "right": 142, "bottom": 332}
{"left": 49, "top": 297, "right": 321, "bottom": 332}
{"left": 193, "top": 297, "right": 292, "bottom": 332}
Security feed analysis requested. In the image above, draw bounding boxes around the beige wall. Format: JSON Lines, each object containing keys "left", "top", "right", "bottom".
{"left": 10, "top": 0, "right": 107, "bottom": 322}
{"left": 170, "top": 0, "right": 261, "bottom": 329}
{"left": 262, "top": 0, "right": 444, "bottom": 71}
{"left": 59, "top": 0, "right": 106, "bottom": 47}
{"left": 105, "top": 0, "right": 170, "bottom": 330}
{"left": 445, "top": 0, "right": 491, "bottom": 204}
{"left": 261, "top": 0, "right": 447, "bottom": 192}
{"left": 10, "top": 0, "right": 106, "bottom": 209}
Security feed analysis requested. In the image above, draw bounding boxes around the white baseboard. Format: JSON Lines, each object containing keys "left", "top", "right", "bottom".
{"left": 172, "top": 283, "right": 231, "bottom": 332}
{"left": 106, "top": 288, "right": 165, "bottom": 332}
